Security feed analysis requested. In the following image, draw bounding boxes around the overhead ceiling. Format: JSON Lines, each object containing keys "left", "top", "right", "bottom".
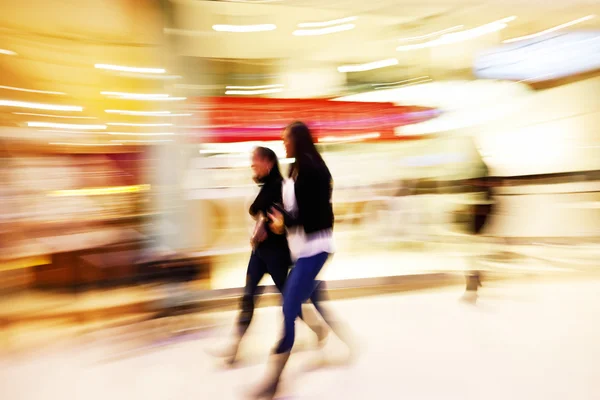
{"left": 1, "top": 0, "right": 599, "bottom": 146}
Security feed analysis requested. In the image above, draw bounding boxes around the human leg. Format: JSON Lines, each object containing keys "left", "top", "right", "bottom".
{"left": 247, "top": 252, "right": 329, "bottom": 400}
{"left": 265, "top": 252, "right": 328, "bottom": 344}
{"left": 210, "top": 253, "right": 266, "bottom": 364}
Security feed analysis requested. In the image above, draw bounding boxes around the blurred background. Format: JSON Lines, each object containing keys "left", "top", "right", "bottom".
{"left": 1, "top": 1, "right": 600, "bottom": 398}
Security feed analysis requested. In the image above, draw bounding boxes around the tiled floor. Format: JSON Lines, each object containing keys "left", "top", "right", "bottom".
{"left": 2, "top": 279, "right": 600, "bottom": 400}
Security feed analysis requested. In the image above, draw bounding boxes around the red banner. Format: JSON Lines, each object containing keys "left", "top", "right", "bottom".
{"left": 185, "top": 97, "right": 439, "bottom": 143}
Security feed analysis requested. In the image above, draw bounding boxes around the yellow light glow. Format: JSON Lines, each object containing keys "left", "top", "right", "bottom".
{"left": 293, "top": 24, "right": 355, "bottom": 36}
{"left": 42, "top": 130, "right": 105, "bottom": 134}
{"left": 0, "top": 49, "right": 17, "bottom": 56}
{"left": 117, "top": 72, "right": 181, "bottom": 80}
{"left": 13, "top": 112, "right": 96, "bottom": 119}
{"left": 0, "top": 85, "right": 65, "bottom": 95}
{"left": 101, "top": 91, "right": 169, "bottom": 98}
{"left": 106, "top": 95, "right": 186, "bottom": 101}
{"left": 503, "top": 15, "right": 595, "bottom": 44}
{"left": 105, "top": 110, "right": 172, "bottom": 116}
{"left": 48, "top": 184, "right": 150, "bottom": 197}
{"left": 49, "top": 142, "right": 121, "bottom": 146}
{"left": 338, "top": 58, "right": 398, "bottom": 73}
{"left": 298, "top": 16, "right": 357, "bottom": 28}
{"left": 95, "top": 64, "right": 166, "bottom": 74}
{"left": 28, "top": 121, "right": 106, "bottom": 130}
{"left": 212, "top": 24, "right": 276, "bottom": 33}
{"left": 0, "top": 100, "right": 82, "bottom": 112}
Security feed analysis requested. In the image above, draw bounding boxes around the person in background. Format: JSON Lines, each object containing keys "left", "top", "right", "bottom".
{"left": 210, "top": 146, "right": 326, "bottom": 366}
{"left": 462, "top": 160, "right": 495, "bottom": 304}
{"left": 248, "top": 122, "right": 350, "bottom": 399}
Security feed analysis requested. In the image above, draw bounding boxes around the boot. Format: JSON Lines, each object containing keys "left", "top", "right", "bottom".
{"left": 206, "top": 333, "right": 242, "bottom": 366}
{"left": 301, "top": 305, "right": 329, "bottom": 347}
{"left": 246, "top": 352, "right": 291, "bottom": 400}
{"left": 308, "top": 321, "right": 357, "bottom": 371}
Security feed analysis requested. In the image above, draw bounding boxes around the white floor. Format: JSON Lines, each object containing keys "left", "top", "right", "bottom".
{"left": 2, "top": 279, "right": 600, "bottom": 400}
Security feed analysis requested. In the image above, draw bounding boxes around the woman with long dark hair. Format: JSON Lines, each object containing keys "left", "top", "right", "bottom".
{"left": 210, "top": 146, "right": 326, "bottom": 366}
{"left": 248, "top": 122, "right": 346, "bottom": 399}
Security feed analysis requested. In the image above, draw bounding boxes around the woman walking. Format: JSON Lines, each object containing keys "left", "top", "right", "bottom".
{"left": 210, "top": 146, "right": 326, "bottom": 366}
{"left": 248, "top": 121, "right": 346, "bottom": 399}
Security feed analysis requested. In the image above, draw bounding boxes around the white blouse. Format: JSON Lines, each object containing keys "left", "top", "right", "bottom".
{"left": 282, "top": 178, "right": 335, "bottom": 262}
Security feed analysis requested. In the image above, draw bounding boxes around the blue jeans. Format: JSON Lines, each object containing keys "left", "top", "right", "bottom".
{"left": 275, "top": 251, "right": 330, "bottom": 354}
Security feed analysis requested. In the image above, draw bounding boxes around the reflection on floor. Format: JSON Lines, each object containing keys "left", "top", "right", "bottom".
{"left": 2, "top": 279, "right": 600, "bottom": 400}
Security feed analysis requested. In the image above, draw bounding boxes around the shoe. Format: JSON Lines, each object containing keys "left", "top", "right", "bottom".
{"left": 246, "top": 352, "right": 291, "bottom": 400}
{"left": 461, "top": 290, "right": 478, "bottom": 305}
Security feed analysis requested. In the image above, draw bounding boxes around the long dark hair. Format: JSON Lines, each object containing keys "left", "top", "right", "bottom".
{"left": 254, "top": 146, "right": 282, "bottom": 181}
{"left": 286, "top": 121, "right": 325, "bottom": 178}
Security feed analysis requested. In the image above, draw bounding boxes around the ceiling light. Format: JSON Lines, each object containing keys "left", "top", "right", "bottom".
{"left": 101, "top": 91, "right": 169, "bottom": 98}
{"left": 13, "top": 112, "right": 96, "bottom": 119}
{"left": 372, "top": 76, "right": 430, "bottom": 87}
{"left": 111, "top": 139, "right": 174, "bottom": 143}
{"left": 28, "top": 122, "right": 106, "bottom": 130}
{"left": 0, "top": 100, "right": 82, "bottom": 112}
{"left": 101, "top": 91, "right": 185, "bottom": 101}
{"left": 41, "top": 130, "right": 102, "bottom": 134}
{"left": 164, "top": 28, "right": 213, "bottom": 37}
{"left": 116, "top": 72, "right": 181, "bottom": 80}
{"left": 0, "top": 49, "right": 17, "bottom": 56}
{"left": 212, "top": 24, "right": 276, "bottom": 33}
{"left": 374, "top": 77, "right": 432, "bottom": 89}
{"left": 293, "top": 24, "right": 355, "bottom": 36}
{"left": 105, "top": 94, "right": 187, "bottom": 101}
{"left": 50, "top": 142, "right": 120, "bottom": 146}
{"left": 174, "top": 84, "right": 223, "bottom": 91}
{"left": 105, "top": 132, "right": 175, "bottom": 136}
{"left": 398, "top": 25, "right": 464, "bottom": 42}
{"left": 225, "top": 88, "right": 284, "bottom": 95}
{"left": 222, "top": 0, "right": 282, "bottom": 3}
{"left": 397, "top": 16, "right": 516, "bottom": 51}
{"left": 0, "top": 85, "right": 65, "bottom": 95}
{"left": 318, "top": 132, "right": 381, "bottom": 143}
{"left": 503, "top": 15, "right": 595, "bottom": 44}
{"left": 105, "top": 110, "right": 172, "bottom": 116}
{"left": 338, "top": 58, "right": 398, "bottom": 73}
{"left": 225, "top": 84, "right": 284, "bottom": 90}
{"left": 106, "top": 122, "right": 173, "bottom": 127}
{"left": 298, "top": 16, "right": 357, "bottom": 28}
{"left": 48, "top": 185, "right": 150, "bottom": 197}
{"left": 94, "top": 64, "right": 166, "bottom": 74}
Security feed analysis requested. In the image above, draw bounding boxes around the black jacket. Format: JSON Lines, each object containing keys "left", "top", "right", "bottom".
{"left": 283, "top": 158, "right": 334, "bottom": 235}
{"left": 249, "top": 168, "right": 289, "bottom": 250}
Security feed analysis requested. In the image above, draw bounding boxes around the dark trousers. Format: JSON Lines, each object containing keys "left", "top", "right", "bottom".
{"left": 237, "top": 247, "right": 324, "bottom": 338}
{"left": 275, "top": 251, "right": 330, "bottom": 354}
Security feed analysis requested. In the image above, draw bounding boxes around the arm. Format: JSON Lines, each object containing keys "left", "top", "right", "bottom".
{"left": 249, "top": 184, "right": 272, "bottom": 218}
{"left": 267, "top": 171, "right": 313, "bottom": 233}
